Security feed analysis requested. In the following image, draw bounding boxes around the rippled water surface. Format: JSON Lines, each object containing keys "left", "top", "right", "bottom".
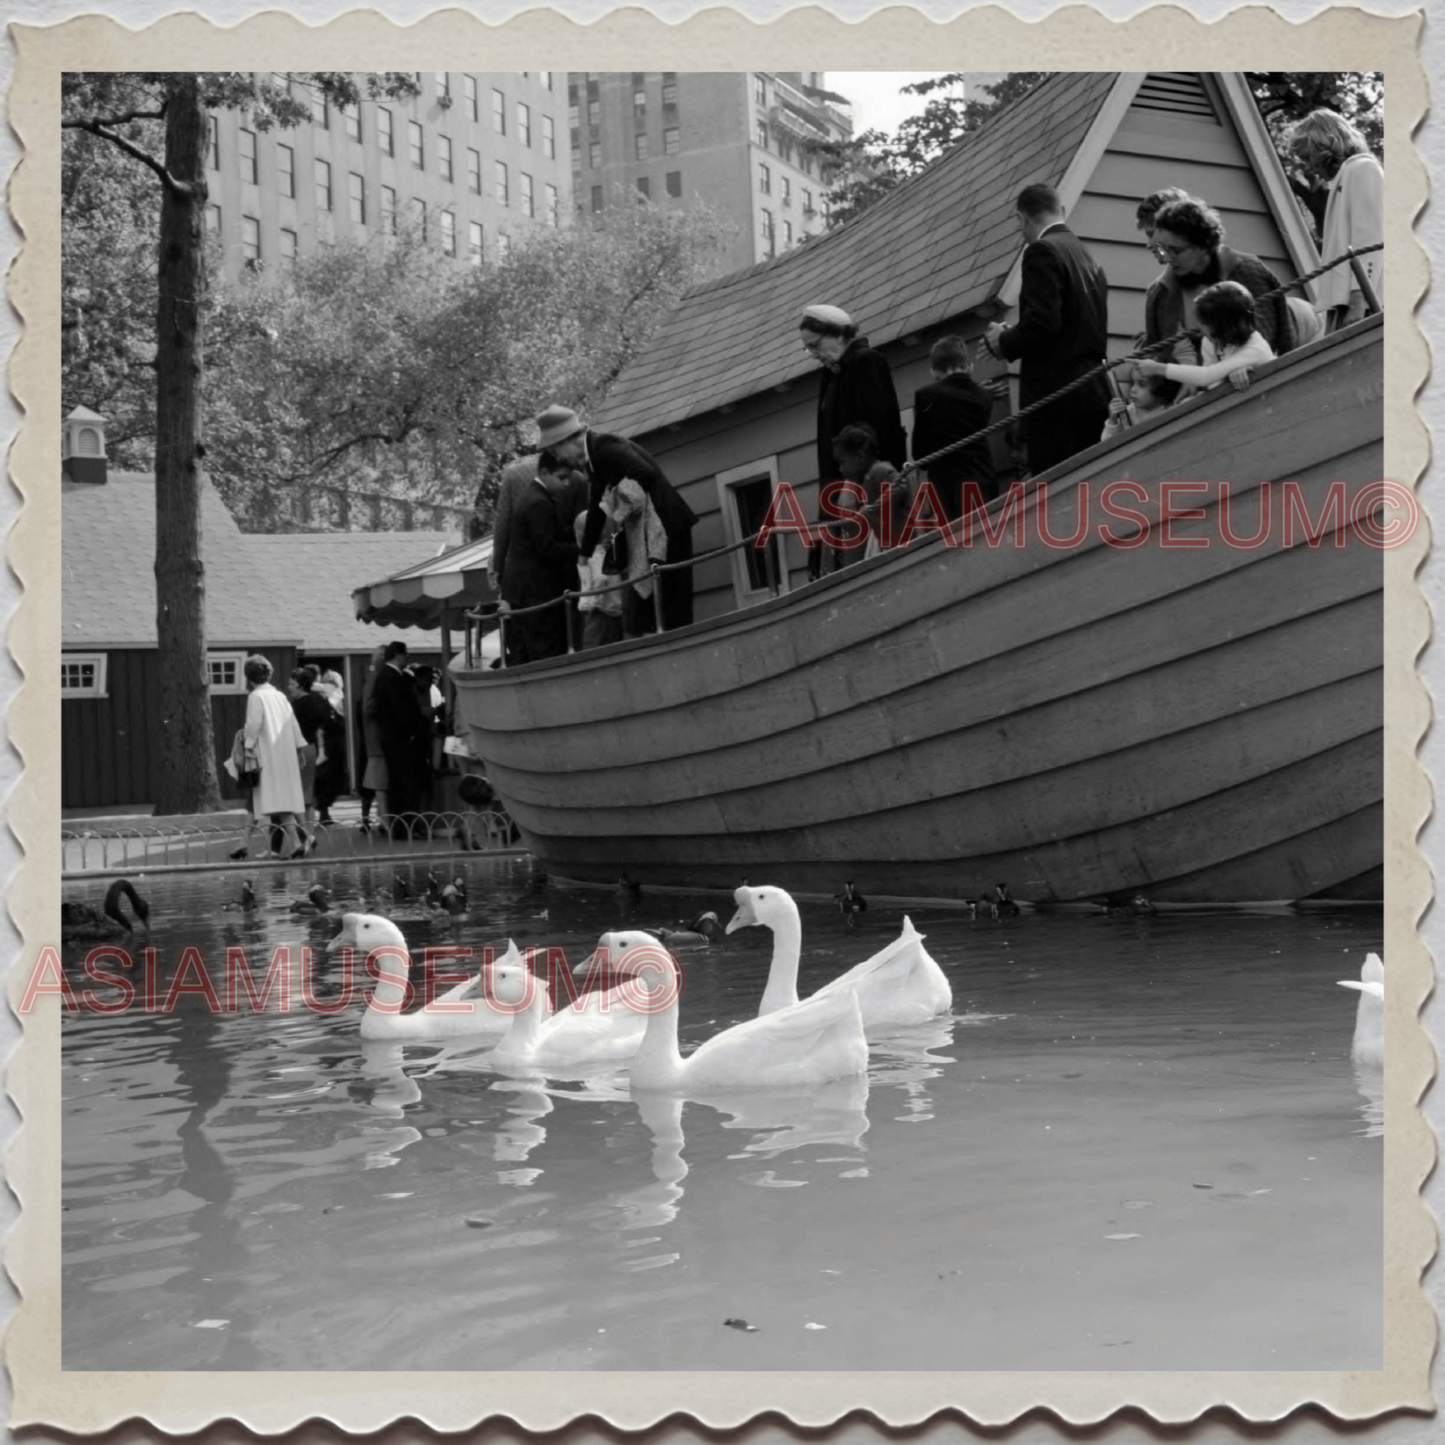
{"left": 61, "top": 859, "right": 1383, "bottom": 1371}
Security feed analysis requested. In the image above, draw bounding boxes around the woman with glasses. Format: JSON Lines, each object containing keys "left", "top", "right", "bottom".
{"left": 1143, "top": 196, "right": 1295, "bottom": 364}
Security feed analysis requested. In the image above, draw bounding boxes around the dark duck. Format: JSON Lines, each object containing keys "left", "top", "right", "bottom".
{"left": 989, "top": 883, "right": 1020, "bottom": 918}
{"left": 61, "top": 879, "right": 150, "bottom": 941}
{"left": 648, "top": 911, "right": 722, "bottom": 948}
{"left": 289, "top": 884, "right": 331, "bottom": 915}
{"left": 836, "top": 882, "right": 867, "bottom": 920}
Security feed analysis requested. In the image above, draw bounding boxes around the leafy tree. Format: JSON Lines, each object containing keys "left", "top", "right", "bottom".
{"left": 202, "top": 196, "right": 731, "bottom": 537}
{"left": 61, "top": 71, "right": 417, "bottom": 814}
{"left": 814, "top": 73, "right": 1051, "bottom": 227}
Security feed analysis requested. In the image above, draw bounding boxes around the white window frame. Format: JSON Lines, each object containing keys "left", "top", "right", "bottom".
{"left": 715, "top": 456, "right": 791, "bottom": 607}
{"left": 207, "top": 650, "right": 248, "bottom": 695}
{"left": 61, "top": 652, "right": 108, "bottom": 699}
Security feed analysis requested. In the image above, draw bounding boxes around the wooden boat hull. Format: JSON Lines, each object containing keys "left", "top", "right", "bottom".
{"left": 453, "top": 320, "right": 1384, "bottom": 904}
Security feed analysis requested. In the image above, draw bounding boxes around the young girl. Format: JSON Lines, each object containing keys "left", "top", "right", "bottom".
{"left": 1102, "top": 364, "right": 1181, "bottom": 439}
{"left": 1138, "top": 280, "right": 1275, "bottom": 399}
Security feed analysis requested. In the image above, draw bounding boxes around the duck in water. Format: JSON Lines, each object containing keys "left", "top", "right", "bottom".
{"left": 61, "top": 879, "right": 150, "bottom": 942}
{"left": 836, "top": 882, "right": 867, "bottom": 921}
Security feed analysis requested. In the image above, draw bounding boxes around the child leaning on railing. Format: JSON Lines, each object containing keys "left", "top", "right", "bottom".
{"left": 1137, "top": 280, "right": 1275, "bottom": 400}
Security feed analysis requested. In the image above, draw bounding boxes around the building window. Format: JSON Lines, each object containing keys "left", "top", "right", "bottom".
{"left": 242, "top": 215, "right": 261, "bottom": 264}
{"left": 436, "top": 71, "right": 450, "bottom": 101}
{"left": 277, "top": 142, "right": 295, "bottom": 197}
{"left": 803, "top": 187, "right": 814, "bottom": 217}
{"left": 665, "top": 169, "right": 682, "bottom": 198}
{"left": 496, "top": 232, "right": 510, "bottom": 258}
{"left": 761, "top": 207, "right": 774, "bottom": 249}
{"left": 492, "top": 88, "right": 506, "bottom": 134}
{"left": 314, "top": 158, "right": 332, "bottom": 210}
{"left": 662, "top": 73, "right": 678, "bottom": 106}
{"left": 541, "top": 114, "right": 555, "bottom": 158}
{"left": 517, "top": 101, "right": 531, "bottom": 146}
{"left": 205, "top": 203, "right": 221, "bottom": 232}
{"left": 569, "top": 102, "right": 580, "bottom": 129}
{"left": 311, "top": 87, "right": 328, "bottom": 128}
{"left": 280, "top": 227, "right": 298, "bottom": 265}
{"left": 664, "top": 127, "right": 680, "bottom": 155}
{"left": 464, "top": 74, "right": 478, "bottom": 121}
{"left": 634, "top": 87, "right": 647, "bottom": 116}
{"left": 636, "top": 175, "right": 650, "bottom": 200}
{"left": 753, "top": 75, "right": 767, "bottom": 107}
{"left": 410, "top": 196, "right": 427, "bottom": 240}
{"left": 717, "top": 461, "right": 788, "bottom": 600}
{"left": 756, "top": 119, "right": 768, "bottom": 150}
{"left": 238, "top": 127, "right": 257, "bottom": 183}
{"left": 206, "top": 115, "right": 219, "bottom": 169}
{"left": 438, "top": 134, "right": 453, "bottom": 181}
{"left": 440, "top": 209, "right": 456, "bottom": 256}
{"left": 207, "top": 651, "right": 248, "bottom": 694}
{"left": 589, "top": 141, "right": 602, "bottom": 170}
{"left": 783, "top": 219, "right": 793, "bottom": 247}
{"left": 344, "top": 103, "right": 362, "bottom": 141}
{"left": 635, "top": 132, "right": 649, "bottom": 161}
{"left": 781, "top": 176, "right": 791, "bottom": 207}
{"left": 381, "top": 185, "right": 397, "bottom": 233}
{"left": 541, "top": 71, "right": 553, "bottom": 91}
{"left": 61, "top": 653, "right": 107, "bottom": 699}
{"left": 591, "top": 184, "right": 604, "bottom": 213}
{"left": 348, "top": 171, "right": 365, "bottom": 224}
{"left": 588, "top": 98, "right": 601, "bottom": 126}
{"left": 408, "top": 121, "right": 424, "bottom": 168}
{"left": 468, "top": 219, "right": 484, "bottom": 264}
{"left": 467, "top": 147, "right": 482, "bottom": 193}
{"left": 520, "top": 171, "right": 534, "bottom": 217}
{"left": 378, "top": 106, "right": 394, "bottom": 156}
{"left": 495, "top": 160, "right": 509, "bottom": 205}
{"left": 545, "top": 182, "right": 559, "bottom": 226}
{"left": 759, "top": 162, "right": 771, "bottom": 194}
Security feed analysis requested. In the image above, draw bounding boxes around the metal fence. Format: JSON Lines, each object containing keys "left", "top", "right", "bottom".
{"left": 62, "top": 808, "right": 522, "bottom": 878}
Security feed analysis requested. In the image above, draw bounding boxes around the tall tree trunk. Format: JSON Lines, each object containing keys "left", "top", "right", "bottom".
{"left": 152, "top": 75, "right": 221, "bottom": 814}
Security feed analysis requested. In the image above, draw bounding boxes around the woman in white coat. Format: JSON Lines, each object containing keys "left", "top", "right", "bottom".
{"left": 241, "top": 654, "right": 310, "bottom": 858}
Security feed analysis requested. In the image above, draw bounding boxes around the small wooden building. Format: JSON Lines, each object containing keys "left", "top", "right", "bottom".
{"left": 594, "top": 71, "right": 1319, "bottom": 622}
{"left": 61, "top": 411, "right": 457, "bottom": 812}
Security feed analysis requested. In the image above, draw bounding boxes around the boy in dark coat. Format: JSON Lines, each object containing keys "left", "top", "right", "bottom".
{"left": 911, "top": 335, "right": 999, "bottom": 520}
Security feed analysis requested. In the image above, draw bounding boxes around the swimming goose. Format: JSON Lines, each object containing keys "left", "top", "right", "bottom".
{"left": 487, "top": 950, "right": 653, "bottom": 1070}
{"left": 61, "top": 879, "right": 150, "bottom": 941}
{"left": 626, "top": 950, "right": 869, "bottom": 1092}
{"left": 726, "top": 884, "right": 952, "bottom": 1030}
{"left": 647, "top": 912, "right": 722, "bottom": 948}
{"left": 329, "top": 912, "right": 527, "bottom": 1041}
{"left": 1337, "top": 952, "right": 1384, "bottom": 1067}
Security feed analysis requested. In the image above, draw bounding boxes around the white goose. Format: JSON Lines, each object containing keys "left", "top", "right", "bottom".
{"left": 1337, "top": 951, "right": 1384, "bottom": 1067}
{"left": 725, "top": 884, "right": 952, "bottom": 1030}
{"left": 486, "top": 948, "right": 655, "bottom": 1070}
{"left": 623, "top": 944, "right": 869, "bottom": 1092}
{"left": 329, "top": 912, "right": 527, "bottom": 1041}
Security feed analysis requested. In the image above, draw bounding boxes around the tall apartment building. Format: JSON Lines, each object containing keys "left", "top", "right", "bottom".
{"left": 204, "top": 72, "right": 573, "bottom": 285}
{"left": 568, "top": 72, "right": 853, "bottom": 274}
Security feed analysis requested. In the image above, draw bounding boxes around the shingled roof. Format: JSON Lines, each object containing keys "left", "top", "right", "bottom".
{"left": 597, "top": 72, "right": 1121, "bottom": 438}
{"left": 63, "top": 472, "right": 455, "bottom": 651}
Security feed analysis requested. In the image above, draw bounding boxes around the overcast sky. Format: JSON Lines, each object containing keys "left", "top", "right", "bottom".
{"left": 828, "top": 72, "right": 959, "bottom": 136}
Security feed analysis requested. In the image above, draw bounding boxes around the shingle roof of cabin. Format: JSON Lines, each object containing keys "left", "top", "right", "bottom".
{"left": 598, "top": 71, "right": 1120, "bottom": 438}
{"left": 63, "top": 472, "right": 455, "bottom": 650}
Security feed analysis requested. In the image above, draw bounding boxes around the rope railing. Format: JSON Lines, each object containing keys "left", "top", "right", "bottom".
{"left": 467, "top": 244, "right": 1383, "bottom": 667}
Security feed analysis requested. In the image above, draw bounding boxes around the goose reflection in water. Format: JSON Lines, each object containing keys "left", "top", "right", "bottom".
{"left": 863, "top": 1013, "right": 960, "bottom": 1123}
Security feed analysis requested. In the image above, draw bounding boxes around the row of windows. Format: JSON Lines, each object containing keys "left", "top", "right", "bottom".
{"left": 758, "top": 164, "right": 815, "bottom": 212}
{"left": 587, "top": 170, "right": 686, "bottom": 210}
{"left": 62, "top": 652, "right": 264, "bottom": 698}
{"left": 573, "top": 126, "right": 683, "bottom": 169}
{"left": 299, "top": 71, "right": 554, "bottom": 130}
{"left": 760, "top": 208, "right": 798, "bottom": 251}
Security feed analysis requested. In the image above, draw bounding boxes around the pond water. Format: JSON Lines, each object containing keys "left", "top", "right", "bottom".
{"left": 60, "top": 859, "right": 1383, "bottom": 1372}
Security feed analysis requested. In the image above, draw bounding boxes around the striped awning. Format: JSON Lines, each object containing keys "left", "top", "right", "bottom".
{"left": 352, "top": 535, "right": 495, "bottom": 629}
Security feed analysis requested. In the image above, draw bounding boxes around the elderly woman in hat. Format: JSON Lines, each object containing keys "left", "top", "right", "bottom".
{"left": 537, "top": 403, "right": 698, "bottom": 631}
{"left": 798, "top": 303, "right": 906, "bottom": 580}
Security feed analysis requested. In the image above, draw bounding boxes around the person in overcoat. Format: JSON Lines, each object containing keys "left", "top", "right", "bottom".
{"left": 911, "top": 335, "right": 999, "bottom": 519}
{"left": 984, "top": 184, "right": 1112, "bottom": 478}
{"left": 240, "top": 654, "right": 308, "bottom": 858}
{"left": 500, "top": 453, "right": 583, "bottom": 664}
{"left": 540, "top": 404, "right": 697, "bottom": 631}
{"left": 373, "top": 640, "right": 431, "bottom": 834}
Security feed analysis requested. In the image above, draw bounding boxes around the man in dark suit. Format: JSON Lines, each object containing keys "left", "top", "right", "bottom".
{"left": 538, "top": 403, "right": 698, "bottom": 631}
{"left": 910, "top": 335, "right": 999, "bottom": 520}
{"left": 500, "top": 456, "right": 582, "bottom": 665}
{"left": 983, "top": 183, "right": 1111, "bottom": 477}
{"left": 372, "top": 640, "right": 430, "bottom": 835}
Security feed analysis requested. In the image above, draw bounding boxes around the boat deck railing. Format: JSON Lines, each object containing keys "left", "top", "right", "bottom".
{"left": 463, "top": 244, "right": 1382, "bottom": 671}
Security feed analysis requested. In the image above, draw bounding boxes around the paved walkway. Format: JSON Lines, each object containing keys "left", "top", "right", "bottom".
{"left": 62, "top": 797, "right": 522, "bottom": 877}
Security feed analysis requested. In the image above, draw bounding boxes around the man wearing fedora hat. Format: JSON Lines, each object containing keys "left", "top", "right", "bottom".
{"left": 537, "top": 403, "right": 698, "bottom": 631}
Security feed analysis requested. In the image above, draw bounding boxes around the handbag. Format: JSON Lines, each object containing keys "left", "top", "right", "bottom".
{"left": 600, "top": 528, "right": 629, "bottom": 577}
{"left": 239, "top": 745, "right": 261, "bottom": 793}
